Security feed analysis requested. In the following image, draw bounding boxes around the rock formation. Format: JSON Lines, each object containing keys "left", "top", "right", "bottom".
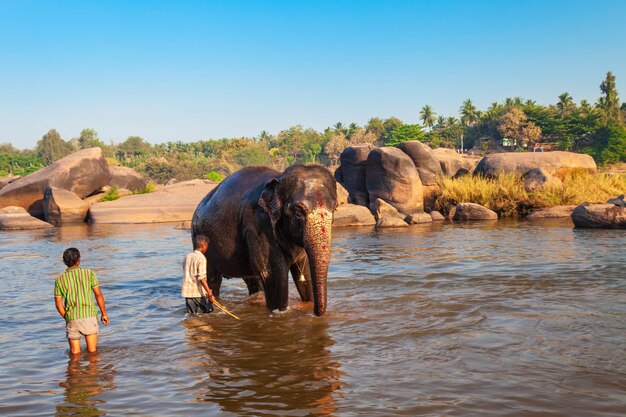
{"left": 366, "top": 147, "right": 423, "bottom": 215}
{"left": 0, "top": 147, "right": 111, "bottom": 218}
{"left": 43, "top": 187, "right": 90, "bottom": 226}
{"left": 0, "top": 206, "right": 53, "bottom": 230}
{"left": 334, "top": 144, "right": 376, "bottom": 206}
{"left": 474, "top": 151, "right": 597, "bottom": 177}
{"left": 453, "top": 203, "right": 498, "bottom": 220}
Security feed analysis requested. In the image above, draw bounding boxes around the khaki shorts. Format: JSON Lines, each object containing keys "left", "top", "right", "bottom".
{"left": 66, "top": 316, "right": 99, "bottom": 340}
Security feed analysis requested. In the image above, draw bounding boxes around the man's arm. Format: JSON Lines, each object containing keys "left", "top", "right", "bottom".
{"left": 199, "top": 279, "right": 214, "bottom": 302}
{"left": 55, "top": 296, "right": 66, "bottom": 319}
{"left": 92, "top": 286, "right": 110, "bottom": 325}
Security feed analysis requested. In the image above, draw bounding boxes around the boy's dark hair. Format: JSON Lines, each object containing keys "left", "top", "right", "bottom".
{"left": 63, "top": 248, "right": 81, "bottom": 267}
{"left": 194, "top": 235, "right": 209, "bottom": 250}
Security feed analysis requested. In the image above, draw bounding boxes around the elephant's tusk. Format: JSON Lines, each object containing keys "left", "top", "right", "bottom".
{"left": 212, "top": 299, "right": 242, "bottom": 320}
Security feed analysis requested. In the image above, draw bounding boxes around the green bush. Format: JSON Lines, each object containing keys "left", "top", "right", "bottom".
{"left": 100, "top": 186, "right": 120, "bottom": 202}
{"left": 206, "top": 170, "right": 224, "bottom": 182}
{"left": 133, "top": 182, "right": 155, "bottom": 194}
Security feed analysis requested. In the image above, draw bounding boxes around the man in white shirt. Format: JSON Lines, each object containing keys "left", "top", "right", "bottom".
{"left": 182, "top": 235, "right": 215, "bottom": 314}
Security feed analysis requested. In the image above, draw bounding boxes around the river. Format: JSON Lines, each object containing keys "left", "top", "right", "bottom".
{"left": 0, "top": 219, "right": 624, "bottom": 416}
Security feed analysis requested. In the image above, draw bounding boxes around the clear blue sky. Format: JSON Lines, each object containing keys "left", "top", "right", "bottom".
{"left": 1, "top": 0, "right": 625, "bottom": 149}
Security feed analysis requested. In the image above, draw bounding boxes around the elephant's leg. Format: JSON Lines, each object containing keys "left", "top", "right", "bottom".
{"left": 243, "top": 276, "right": 262, "bottom": 295}
{"left": 207, "top": 274, "right": 223, "bottom": 298}
{"left": 263, "top": 265, "right": 290, "bottom": 312}
{"left": 290, "top": 258, "right": 312, "bottom": 302}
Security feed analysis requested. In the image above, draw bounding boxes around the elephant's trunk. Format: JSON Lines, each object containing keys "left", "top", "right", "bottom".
{"left": 305, "top": 206, "right": 333, "bottom": 316}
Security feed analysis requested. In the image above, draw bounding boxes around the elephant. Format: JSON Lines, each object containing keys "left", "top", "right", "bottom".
{"left": 191, "top": 164, "right": 337, "bottom": 316}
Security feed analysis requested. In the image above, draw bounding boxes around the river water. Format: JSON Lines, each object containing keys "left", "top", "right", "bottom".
{"left": 0, "top": 219, "right": 624, "bottom": 416}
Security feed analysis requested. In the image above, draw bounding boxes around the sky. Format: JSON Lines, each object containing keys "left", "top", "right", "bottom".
{"left": 1, "top": 0, "right": 625, "bottom": 149}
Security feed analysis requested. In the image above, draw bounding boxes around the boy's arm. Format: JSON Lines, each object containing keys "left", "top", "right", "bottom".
{"left": 55, "top": 296, "right": 66, "bottom": 319}
{"left": 92, "top": 286, "right": 110, "bottom": 325}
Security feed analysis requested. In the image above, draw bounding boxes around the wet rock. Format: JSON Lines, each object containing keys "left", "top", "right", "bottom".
{"left": 572, "top": 203, "right": 626, "bottom": 229}
{"left": 0, "top": 147, "right": 111, "bottom": 218}
{"left": 43, "top": 187, "right": 90, "bottom": 226}
{"left": 523, "top": 168, "right": 563, "bottom": 192}
{"left": 429, "top": 211, "right": 445, "bottom": 221}
{"left": 366, "top": 147, "right": 423, "bottom": 215}
{"left": 334, "top": 144, "right": 376, "bottom": 206}
{"left": 109, "top": 166, "right": 147, "bottom": 191}
{"left": 89, "top": 180, "right": 217, "bottom": 224}
{"left": 405, "top": 212, "right": 433, "bottom": 224}
{"left": 453, "top": 203, "right": 498, "bottom": 220}
{"left": 527, "top": 205, "right": 577, "bottom": 219}
{"left": 374, "top": 198, "right": 408, "bottom": 228}
{"left": 607, "top": 194, "right": 625, "bottom": 206}
{"left": 432, "top": 148, "right": 474, "bottom": 176}
{"left": 0, "top": 206, "right": 53, "bottom": 230}
{"left": 474, "top": 151, "right": 597, "bottom": 177}
{"left": 333, "top": 204, "right": 376, "bottom": 227}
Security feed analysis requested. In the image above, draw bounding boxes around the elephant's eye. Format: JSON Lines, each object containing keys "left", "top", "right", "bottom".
{"left": 294, "top": 205, "right": 306, "bottom": 218}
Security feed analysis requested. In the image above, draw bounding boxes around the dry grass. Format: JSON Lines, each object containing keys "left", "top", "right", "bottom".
{"left": 436, "top": 172, "right": 626, "bottom": 217}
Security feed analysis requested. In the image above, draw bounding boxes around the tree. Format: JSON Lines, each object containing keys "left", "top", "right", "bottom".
{"left": 117, "top": 136, "right": 152, "bottom": 159}
{"left": 598, "top": 71, "right": 622, "bottom": 123}
{"left": 557, "top": 92, "right": 575, "bottom": 118}
{"left": 498, "top": 107, "right": 542, "bottom": 150}
{"left": 36, "top": 129, "right": 72, "bottom": 165}
{"left": 383, "top": 117, "right": 404, "bottom": 138}
{"left": 419, "top": 105, "right": 436, "bottom": 130}
{"left": 348, "top": 128, "right": 377, "bottom": 145}
{"left": 460, "top": 99, "right": 478, "bottom": 126}
{"left": 385, "top": 124, "right": 424, "bottom": 146}
{"left": 78, "top": 128, "right": 104, "bottom": 149}
{"left": 365, "top": 117, "right": 385, "bottom": 143}
{"left": 333, "top": 122, "right": 346, "bottom": 134}
{"left": 324, "top": 132, "right": 348, "bottom": 166}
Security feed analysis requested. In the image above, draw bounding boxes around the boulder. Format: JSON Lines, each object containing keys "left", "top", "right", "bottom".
{"left": 88, "top": 180, "right": 217, "bottom": 224}
{"left": 366, "top": 147, "right": 423, "bottom": 215}
{"left": 405, "top": 212, "right": 433, "bottom": 224}
{"left": 0, "top": 148, "right": 111, "bottom": 218}
{"left": 474, "top": 151, "right": 597, "bottom": 177}
{"left": 430, "top": 210, "right": 445, "bottom": 221}
{"left": 334, "top": 144, "right": 376, "bottom": 206}
{"left": 453, "top": 203, "right": 498, "bottom": 220}
{"left": 336, "top": 182, "right": 349, "bottom": 206}
{"left": 607, "top": 194, "right": 625, "bottom": 206}
{"left": 523, "top": 168, "right": 563, "bottom": 192}
{"left": 432, "top": 148, "right": 474, "bottom": 176}
{"left": 527, "top": 205, "right": 577, "bottom": 219}
{"left": 452, "top": 168, "right": 471, "bottom": 179}
{"left": 43, "top": 187, "right": 90, "bottom": 226}
{"left": 374, "top": 198, "right": 408, "bottom": 228}
{"left": 109, "top": 166, "right": 147, "bottom": 191}
{"left": 396, "top": 141, "right": 443, "bottom": 186}
{"left": 572, "top": 203, "right": 626, "bottom": 229}
{"left": 333, "top": 204, "right": 376, "bottom": 227}
{"left": 0, "top": 175, "right": 21, "bottom": 191}
{"left": 0, "top": 206, "right": 53, "bottom": 230}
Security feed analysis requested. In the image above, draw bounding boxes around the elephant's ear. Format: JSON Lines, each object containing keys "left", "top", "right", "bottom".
{"left": 259, "top": 178, "right": 282, "bottom": 231}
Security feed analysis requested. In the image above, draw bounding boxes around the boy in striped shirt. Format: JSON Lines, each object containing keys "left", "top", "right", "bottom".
{"left": 54, "top": 248, "right": 109, "bottom": 355}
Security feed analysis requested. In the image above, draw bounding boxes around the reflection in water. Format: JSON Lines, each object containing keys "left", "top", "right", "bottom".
{"left": 55, "top": 353, "right": 116, "bottom": 417}
{"left": 182, "top": 312, "right": 343, "bottom": 416}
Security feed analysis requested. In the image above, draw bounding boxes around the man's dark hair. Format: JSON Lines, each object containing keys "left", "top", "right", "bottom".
{"left": 194, "top": 235, "right": 209, "bottom": 250}
{"left": 63, "top": 248, "right": 81, "bottom": 267}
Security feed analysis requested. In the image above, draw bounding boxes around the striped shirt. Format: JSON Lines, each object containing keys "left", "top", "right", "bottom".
{"left": 54, "top": 267, "right": 100, "bottom": 321}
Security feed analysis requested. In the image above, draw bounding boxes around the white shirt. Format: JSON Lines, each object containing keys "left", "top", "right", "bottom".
{"left": 181, "top": 250, "right": 208, "bottom": 298}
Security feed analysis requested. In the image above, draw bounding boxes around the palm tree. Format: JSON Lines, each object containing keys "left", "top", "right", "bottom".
{"left": 436, "top": 115, "right": 446, "bottom": 128}
{"left": 347, "top": 122, "right": 359, "bottom": 138}
{"left": 459, "top": 99, "right": 478, "bottom": 126}
{"left": 446, "top": 116, "right": 458, "bottom": 126}
{"left": 419, "top": 105, "right": 436, "bottom": 130}
{"left": 557, "top": 92, "right": 574, "bottom": 117}
{"left": 333, "top": 122, "right": 346, "bottom": 134}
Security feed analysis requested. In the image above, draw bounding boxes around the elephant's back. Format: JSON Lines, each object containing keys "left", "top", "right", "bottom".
{"left": 191, "top": 166, "right": 279, "bottom": 272}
